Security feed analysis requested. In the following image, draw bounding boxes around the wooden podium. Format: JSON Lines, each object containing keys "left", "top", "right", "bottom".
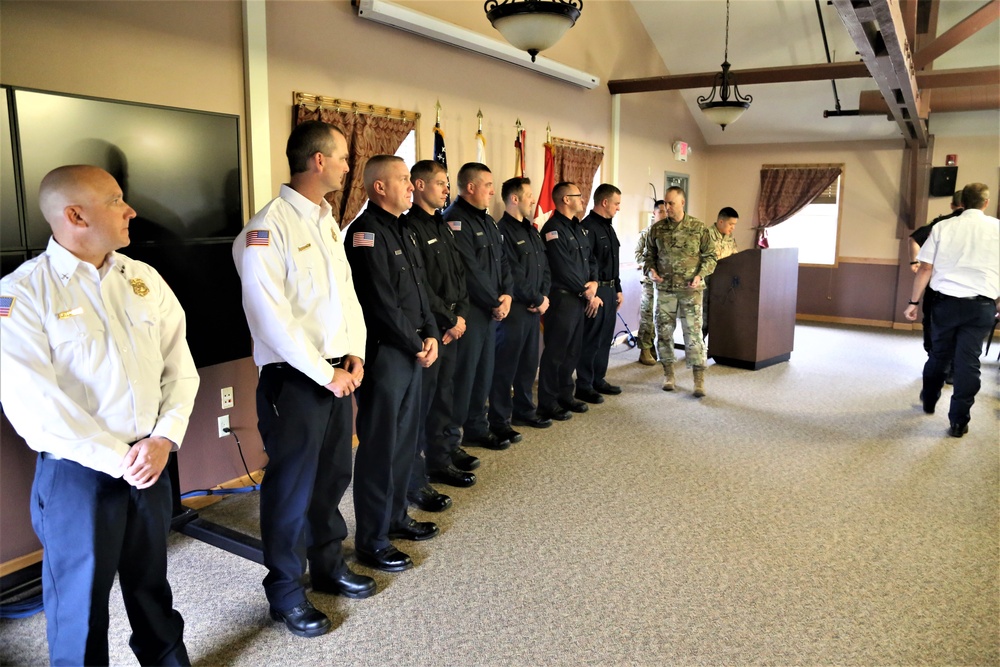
{"left": 707, "top": 248, "right": 798, "bottom": 369}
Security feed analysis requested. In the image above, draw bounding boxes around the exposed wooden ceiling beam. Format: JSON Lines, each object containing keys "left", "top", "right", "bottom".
{"left": 900, "top": 0, "right": 918, "bottom": 45}
{"left": 607, "top": 62, "right": 869, "bottom": 95}
{"left": 833, "top": 0, "right": 929, "bottom": 145}
{"left": 860, "top": 86, "right": 1000, "bottom": 113}
{"left": 916, "top": 65, "right": 1000, "bottom": 88}
{"left": 913, "top": 0, "right": 999, "bottom": 70}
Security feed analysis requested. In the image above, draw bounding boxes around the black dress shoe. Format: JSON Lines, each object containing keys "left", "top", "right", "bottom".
{"left": 511, "top": 414, "right": 552, "bottom": 429}
{"left": 492, "top": 427, "right": 523, "bottom": 444}
{"left": 356, "top": 545, "right": 413, "bottom": 572}
{"left": 594, "top": 381, "right": 622, "bottom": 395}
{"left": 311, "top": 569, "right": 376, "bottom": 599}
{"left": 428, "top": 464, "right": 477, "bottom": 488}
{"left": 920, "top": 389, "right": 941, "bottom": 414}
{"left": 537, "top": 406, "right": 572, "bottom": 422}
{"left": 451, "top": 447, "right": 480, "bottom": 471}
{"left": 948, "top": 422, "right": 969, "bottom": 438}
{"left": 559, "top": 399, "right": 589, "bottom": 413}
{"left": 574, "top": 388, "right": 604, "bottom": 404}
{"left": 388, "top": 517, "right": 439, "bottom": 541}
{"left": 464, "top": 432, "right": 511, "bottom": 450}
{"left": 407, "top": 485, "right": 452, "bottom": 512}
{"left": 269, "top": 601, "right": 332, "bottom": 638}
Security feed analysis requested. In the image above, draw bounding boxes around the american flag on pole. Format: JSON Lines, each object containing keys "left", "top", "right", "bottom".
{"left": 434, "top": 122, "right": 451, "bottom": 208}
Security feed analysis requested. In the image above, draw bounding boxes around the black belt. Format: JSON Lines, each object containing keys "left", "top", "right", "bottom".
{"left": 940, "top": 294, "right": 994, "bottom": 303}
{"left": 553, "top": 287, "right": 583, "bottom": 298}
{"left": 596, "top": 280, "right": 616, "bottom": 288}
{"left": 266, "top": 357, "right": 342, "bottom": 372}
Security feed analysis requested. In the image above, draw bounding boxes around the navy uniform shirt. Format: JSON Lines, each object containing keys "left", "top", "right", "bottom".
{"left": 498, "top": 212, "right": 550, "bottom": 307}
{"left": 443, "top": 196, "right": 512, "bottom": 313}
{"left": 581, "top": 210, "right": 621, "bottom": 292}
{"left": 540, "top": 211, "right": 596, "bottom": 295}
{"left": 346, "top": 202, "right": 437, "bottom": 354}
{"left": 405, "top": 205, "right": 470, "bottom": 332}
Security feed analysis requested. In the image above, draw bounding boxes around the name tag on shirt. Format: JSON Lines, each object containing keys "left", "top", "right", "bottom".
{"left": 516, "top": 240, "right": 526, "bottom": 245}
{"left": 427, "top": 238, "right": 438, "bottom": 245}
{"left": 394, "top": 249, "right": 403, "bottom": 256}
{"left": 57, "top": 306, "right": 84, "bottom": 320}
{"left": 298, "top": 243, "right": 312, "bottom": 252}
{"left": 475, "top": 231, "right": 484, "bottom": 237}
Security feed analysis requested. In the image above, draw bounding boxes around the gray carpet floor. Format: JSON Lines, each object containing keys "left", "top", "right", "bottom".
{"left": 2, "top": 322, "right": 998, "bottom": 666}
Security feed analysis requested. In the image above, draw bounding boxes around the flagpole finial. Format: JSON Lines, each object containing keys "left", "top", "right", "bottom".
{"left": 515, "top": 118, "right": 522, "bottom": 131}
{"left": 478, "top": 109, "right": 484, "bottom": 134}
{"left": 546, "top": 123, "right": 552, "bottom": 144}
{"left": 435, "top": 100, "right": 441, "bottom": 125}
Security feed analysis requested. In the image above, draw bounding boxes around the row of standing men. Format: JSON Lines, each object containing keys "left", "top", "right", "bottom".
{"left": 230, "top": 120, "right": 632, "bottom": 638}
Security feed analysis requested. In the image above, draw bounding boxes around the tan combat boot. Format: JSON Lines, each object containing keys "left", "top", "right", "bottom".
{"left": 638, "top": 347, "right": 656, "bottom": 366}
{"left": 692, "top": 366, "right": 706, "bottom": 398}
{"left": 661, "top": 364, "right": 675, "bottom": 391}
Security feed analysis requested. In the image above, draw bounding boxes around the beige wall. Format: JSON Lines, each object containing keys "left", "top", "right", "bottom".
{"left": 923, "top": 135, "right": 1000, "bottom": 225}
{"left": 703, "top": 140, "right": 908, "bottom": 261}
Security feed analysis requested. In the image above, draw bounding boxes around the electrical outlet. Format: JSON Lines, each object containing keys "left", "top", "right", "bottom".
{"left": 221, "top": 387, "right": 234, "bottom": 410}
{"left": 218, "top": 415, "right": 230, "bottom": 438}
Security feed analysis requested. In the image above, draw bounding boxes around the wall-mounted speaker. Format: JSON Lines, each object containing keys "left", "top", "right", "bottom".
{"left": 929, "top": 166, "right": 958, "bottom": 197}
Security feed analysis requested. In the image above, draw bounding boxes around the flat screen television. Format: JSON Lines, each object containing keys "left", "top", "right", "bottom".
{"left": 1, "top": 87, "right": 250, "bottom": 367}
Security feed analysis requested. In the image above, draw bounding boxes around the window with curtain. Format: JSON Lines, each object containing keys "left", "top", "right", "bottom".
{"left": 764, "top": 174, "right": 843, "bottom": 265}
{"left": 293, "top": 94, "right": 419, "bottom": 228}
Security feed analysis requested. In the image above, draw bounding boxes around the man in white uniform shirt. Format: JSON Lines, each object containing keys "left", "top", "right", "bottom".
{"left": 904, "top": 182, "right": 1000, "bottom": 437}
{"left": 233, "top": 121, "right": 371, "bottom": 638}
{"left": 0, "top": 165, "right": 200, "bottom": 665}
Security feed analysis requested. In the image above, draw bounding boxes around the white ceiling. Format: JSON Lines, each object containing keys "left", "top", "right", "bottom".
{"left": 629, "top": 0, "right": 1000, "bottom": 145}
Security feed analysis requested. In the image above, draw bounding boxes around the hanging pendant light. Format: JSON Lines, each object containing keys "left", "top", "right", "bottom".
{"left": 698, "top": 0, "right": 752, "bottom": 130}
{"left": 485, "top": 0, "right": 582, "bottom": 62}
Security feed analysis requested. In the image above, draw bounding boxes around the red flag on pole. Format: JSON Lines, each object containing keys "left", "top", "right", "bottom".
{"left": 533, "top": 143, "right": 555, "bottom": 228}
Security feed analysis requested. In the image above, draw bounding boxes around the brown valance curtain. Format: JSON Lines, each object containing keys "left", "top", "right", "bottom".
{"left": 755, "top": 165, "right": 842, "bottom": 247}
{"left": 293, "top": 104, "right": 415, "bottom": 227}
{"left": 552, "top": 140, "right": 604, "bottom": 209}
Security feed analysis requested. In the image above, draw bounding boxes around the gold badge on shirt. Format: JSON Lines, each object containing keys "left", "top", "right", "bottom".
{"left": 130, "top": 278, "right": 150, "bottom": 297}
{"left": 331, "top": 227, "right": 340, "bottom": 243}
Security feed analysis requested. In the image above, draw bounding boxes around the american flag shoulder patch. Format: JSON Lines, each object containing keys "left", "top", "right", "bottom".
{"left": 353, "top": 231, "right": 376, "bottom": 248}
{"left": 447, "top": 220, "right": 462, "bottom": 232}
{"left": 246, "top": 229, "right": 270, "bottom": 247}
{"left": 545, "top": 230, "right": 559, "bottom": 241}
{"left": 0, "top": 296, "right": 14, "bottom": 317}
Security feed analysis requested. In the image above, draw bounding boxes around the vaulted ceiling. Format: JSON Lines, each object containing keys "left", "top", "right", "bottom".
{"left": 626, "top": 0, "right": 999, "bottom": 145}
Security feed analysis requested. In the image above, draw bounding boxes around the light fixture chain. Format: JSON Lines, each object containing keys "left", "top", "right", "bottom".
{"left": 724, "top": 0, "right": 730, "bottom": 63}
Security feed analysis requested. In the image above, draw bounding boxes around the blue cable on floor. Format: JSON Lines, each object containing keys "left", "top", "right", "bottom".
{"left": 0, "top": 595, "right": 44, "bottom": 619}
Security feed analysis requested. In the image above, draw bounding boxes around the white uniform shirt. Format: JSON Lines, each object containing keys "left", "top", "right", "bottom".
{"left": 232, "top": 184, "right": 366, "bottom": 385}
{"left": 0, "top": 238, "right": 200, "bottom": 477}
{"left": 918, "top": 208, "right": 1000, "bottom": 299}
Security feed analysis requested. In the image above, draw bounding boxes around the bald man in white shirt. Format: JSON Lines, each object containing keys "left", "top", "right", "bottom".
{"left": 0, "top": 165, "right": 199, "bottom": 665}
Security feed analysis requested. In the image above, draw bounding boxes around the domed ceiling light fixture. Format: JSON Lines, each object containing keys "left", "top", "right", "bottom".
{"left": 698, "top": 0, "right": 752, "bottom": 130}
{"left": 485, "top": 0, "right": 582, "bottom": 62}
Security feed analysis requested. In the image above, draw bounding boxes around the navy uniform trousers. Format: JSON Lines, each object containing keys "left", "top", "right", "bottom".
{"left": 256, "top": 362, "right": 354, "bottom": 612}
{"left": 411, "top": 334, "right": 460, "bottom": 490}
{"left": 354, "top": 344, "right": 422, "bottom": 552}
{"left": 448, "top": 305, "right": 497, "bottom": 443}
{"left": 30, "top": 455, "right": 188, "bottom": 666}
{"left": 489, "top": 302, "right": 542, "bottom": 429}
{"left": 922, "top": 294, "right": 996, "bottom": 427}
{"left": 538, "top": 288, "right": 586, "bottom": 411}
{"left": 576, "top": 284, "right": 617, "bottom": 392}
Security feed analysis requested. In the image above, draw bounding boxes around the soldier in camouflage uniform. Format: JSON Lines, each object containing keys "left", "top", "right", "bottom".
{"left": 702, "top": 207, "right": 739, "bottom": 337}
{"left": 642, "top": 186, "right": 717, "bottom": 397}
{"left": 635, "top": 200, "right": 666, "bottom": 365}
